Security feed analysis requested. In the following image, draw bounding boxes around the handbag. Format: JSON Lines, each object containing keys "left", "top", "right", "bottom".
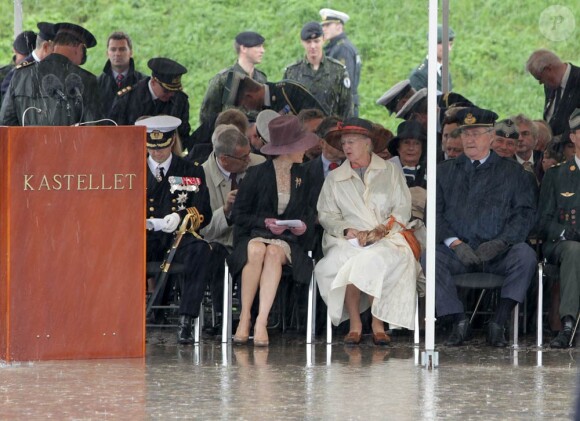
{"left": 385, "top": 216, "right": 422, "bottom": 261}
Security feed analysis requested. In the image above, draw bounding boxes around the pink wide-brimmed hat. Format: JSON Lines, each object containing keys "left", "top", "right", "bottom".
{"left": 260, "top": 115, "right": 319, "bottom": 155}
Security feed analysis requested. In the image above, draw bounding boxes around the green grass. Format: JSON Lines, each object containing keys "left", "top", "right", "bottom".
{"left": 0, "top": 0, "right": 577, "bottom": 132}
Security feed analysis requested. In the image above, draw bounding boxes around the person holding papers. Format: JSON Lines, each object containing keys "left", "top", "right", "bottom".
{"left": 314, "top": 118, "right": 420, "bottom": 346}
{"left": 227, "top": 115, "right": 318, "bottom": 346}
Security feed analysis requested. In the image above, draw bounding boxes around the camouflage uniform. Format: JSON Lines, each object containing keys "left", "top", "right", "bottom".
{"left": 199, "top": 62, "right": 267, "bottom": 126}
{"left": 283, "top": 55, "right": 352, "bottom": 119}
{"left": 324, "top": 33, "right": 361, "bottom": 116}
{"left": 409, "top": 57, "right": 453, "bottom": 92}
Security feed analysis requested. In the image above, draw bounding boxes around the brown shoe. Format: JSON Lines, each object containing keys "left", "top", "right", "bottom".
{"left": 372, "top": 331, "right": 391, "bottom": 346}
{"left": 344, "top": 331, "right": 362, "bottom": 345}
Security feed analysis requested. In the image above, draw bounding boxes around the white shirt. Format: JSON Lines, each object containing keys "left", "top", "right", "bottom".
{"left": 147, "top": 154, "right": 172, "bottom": 176}
{"left": 148, "top": 79, "right": 159, "bottom": 101}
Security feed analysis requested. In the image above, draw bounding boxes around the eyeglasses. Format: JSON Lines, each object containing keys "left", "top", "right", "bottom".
{"left": 223, "top": 152, "right": 251, "bottom": 162}
{"left": 460, "top": 129, "right": 493, "bottom": 139}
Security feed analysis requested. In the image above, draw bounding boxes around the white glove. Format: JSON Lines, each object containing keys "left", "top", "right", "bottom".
{"left": 162, "top": 213, "right": 181, "bottom": 233}
{"left": 146, "top": 218, "right": 165, "bottom": 231}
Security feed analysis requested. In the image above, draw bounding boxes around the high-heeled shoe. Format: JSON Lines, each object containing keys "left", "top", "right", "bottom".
{"left": 253, "top": 326, "right": 269, "bottom": 347}
{"left": 233, "top": 320, "right": 251, "bottom": 344}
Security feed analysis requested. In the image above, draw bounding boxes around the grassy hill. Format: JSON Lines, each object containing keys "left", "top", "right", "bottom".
{"left": 0, "top": 0, "right": 577, "bottom": 131}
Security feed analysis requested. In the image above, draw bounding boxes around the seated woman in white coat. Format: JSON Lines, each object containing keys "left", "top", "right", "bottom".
{"left": 314, "top": 117, "right": 419, "bottom": 345}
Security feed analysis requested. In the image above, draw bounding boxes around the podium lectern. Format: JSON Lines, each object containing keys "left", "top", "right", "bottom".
{"left": 0, "top": 126, "right": 146, "bottom": 361}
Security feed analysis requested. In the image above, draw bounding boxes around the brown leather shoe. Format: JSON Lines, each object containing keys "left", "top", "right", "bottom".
{"left": 372, "top": 331, "right": 391, "bottom": 346}
{"left": 344, "top": 331, "right": 362, "bottom": 345}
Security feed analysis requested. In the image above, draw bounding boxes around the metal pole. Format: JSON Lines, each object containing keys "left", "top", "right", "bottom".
{"left": 14, "top": 0, "right": 23, "bottom": 38}
{"left": 441, "top": 0, "right": 450, "bottom": 94}
{"left": 421, "top": 0, "right": 440, "bottom": 369}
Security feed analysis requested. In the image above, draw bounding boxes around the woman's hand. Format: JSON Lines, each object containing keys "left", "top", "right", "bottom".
{"left": 366, "top": 225, "right": 389, "bottom": 245}
{"left": 264, "top": 218, "right": 287, "bottom": 235}
{"left": 356, "top": 230, "right": 370, "bottom": 246}
{"left": 289, "top": 221, "right": 307, "bottom": 236}
{"left": 344, "top": 228, "right": 359, "bottom": 239}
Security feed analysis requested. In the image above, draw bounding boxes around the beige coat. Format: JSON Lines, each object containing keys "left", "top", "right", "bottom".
{"left": 201, "top": 152, "right": 265, "bottom": 248}
{"left": 314, "top": 154, "right": 419, "bottom": 329}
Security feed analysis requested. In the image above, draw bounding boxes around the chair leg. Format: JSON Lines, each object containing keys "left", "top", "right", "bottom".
{"left": 469, "top": 289, "right": 487, "bottom": 324}
{"left": 221, "top": 262, "right": 232, "bottom": 344}
{"left": 537, "top": 262, "right": 543, "bottom": 347}
{"left": 306, "top": 272, "right": 316, "bottom": 344}
{"left": 570, "top": 311, "right": 580, "bottom": 347}
{"left": 326, "top": 311, "right": 332, "bottom": 345}
{"left": 414, "top": 294, "right": 420, "bottom": 345}
{"left": 512, "top": 303, "right": 519, "bottom": 347}
{"left": 194, "top": 303, "right": 203, "bottom": 344}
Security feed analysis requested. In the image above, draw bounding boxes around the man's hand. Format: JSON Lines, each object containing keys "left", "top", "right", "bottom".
{"left": 162, "top": 213, "right": 181, "bottom": 233}
{"left": 475, "top": 240, "right": 508, "bottom": 262}
{"left": 453, "top": 242, "right": 482, "bottom": 268}
{"left": 224, "top": 189, "right": 238, "bottom": 216}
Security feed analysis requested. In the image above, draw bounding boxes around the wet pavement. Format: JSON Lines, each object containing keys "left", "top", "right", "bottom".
{"left": 1, "top": 330, "right": 578, "bottom": 420}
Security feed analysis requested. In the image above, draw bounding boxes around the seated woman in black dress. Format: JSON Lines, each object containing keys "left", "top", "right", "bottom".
{"left": 227, "top": 115, "right": 318, "bottom": 346}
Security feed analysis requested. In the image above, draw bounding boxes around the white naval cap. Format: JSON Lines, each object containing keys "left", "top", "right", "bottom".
{"left": 256, "top": 109, "right": 280, "bottom": 144}
{"left": 319, "top": 8, "right": 350, "bottom": 24}
{"left": 396, "top": 88, "right": 428, "bottom": 120}
{"left": 376, "top": 80, "right": 414, "bottom": 115}
{"left": 135, "top": 115, "right": 182, "bottom": 133}
{"left": 569, "top": 108, "right": 580, "bottom": 131}
{"left": 135, "top": 115, "right": 182, "bottom": 149}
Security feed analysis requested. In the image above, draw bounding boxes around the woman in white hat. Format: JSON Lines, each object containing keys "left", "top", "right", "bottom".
{"left": 227, "top": 115, "right": 319, "bottom": 346}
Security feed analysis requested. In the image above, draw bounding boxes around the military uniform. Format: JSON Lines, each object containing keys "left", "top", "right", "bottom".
{"left": 147, "top": 154, "right": 213, "bottom": 318}
{"left": 539, "top": 157, "right": 580, "bottom": 319}
{"left": 283, "top": 55, "right": 352, "bottom": 119}
{"left": 324, "top": 33, "right": 361, "bottom": 116}
{"left": 409, "top": 57, "right": 453, "bottom": 92}
{"left": 0, "top": 53, "right": 103, "bottom": 126}
{"left": 200, "top": 62, "right": 267, "bottom": 127}
{"left": 97, "top": 58, "right": 146, "bottom": 114}
{"left": 109, "top": 77, "right": 192, "bottom": 149}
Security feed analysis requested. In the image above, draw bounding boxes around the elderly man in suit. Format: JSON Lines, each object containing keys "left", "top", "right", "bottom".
{"left": 526, "top": 49, "right": 580, "bottom": 137}
{"left": 436, "top": 107, "right": 537, "bottom": 347}
{"left": 201, "top": 124, "right": 265, "bottom": 323}
{"left": 539, "top": 109, "right": 580, "bottom": 348}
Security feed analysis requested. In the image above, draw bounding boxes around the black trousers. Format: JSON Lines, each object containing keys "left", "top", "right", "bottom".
{"left": 148, "top": 235, "right": 211, "bottom": 318}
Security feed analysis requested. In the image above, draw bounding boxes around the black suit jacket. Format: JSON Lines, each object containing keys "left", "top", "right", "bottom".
{"left": 543, "top": 64, "right": 580, "bottom": 136}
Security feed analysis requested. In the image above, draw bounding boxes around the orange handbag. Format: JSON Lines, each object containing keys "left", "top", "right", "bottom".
{"left": 385, "top": 216, "right": 422, "bottom": 261}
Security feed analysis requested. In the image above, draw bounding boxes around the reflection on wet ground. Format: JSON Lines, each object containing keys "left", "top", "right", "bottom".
{"left": 1, "top": 330, "right": 578, "bottom": 419}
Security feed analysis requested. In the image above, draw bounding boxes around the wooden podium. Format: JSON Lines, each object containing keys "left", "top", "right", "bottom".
{"left": 0, "top": 126, "right": 146, "bottom": 361}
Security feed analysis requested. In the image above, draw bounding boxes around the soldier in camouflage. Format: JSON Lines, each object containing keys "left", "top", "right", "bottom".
{"left": 283, "top": 22, "right": 352, "bottom": 119}
{"left": 320, "top": 8, "right": 361, "bottom": 116}
{"left": 199, "top": 31, "right": 267, "bottom": 129}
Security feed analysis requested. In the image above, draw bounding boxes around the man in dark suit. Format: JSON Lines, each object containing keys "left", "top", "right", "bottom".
{"left": 436, "top": 107, "right": 537, "bottom": 347}
{"left": 110, "top": 57, "right": 192, "bottom": 151}
{"left": 512, "top": 114, "right": 545, "bottom": 183}
{"left": 539, "top": 109, "right": 580, "bottom": 348}
{"left": 526, "top": 49, "right": 580, "bottom": 137}
{"left": 97, "top": 31, "right": 145, "bottom": 114}
{"left": 138, "top": 115, "right": 212, "bottom": 345}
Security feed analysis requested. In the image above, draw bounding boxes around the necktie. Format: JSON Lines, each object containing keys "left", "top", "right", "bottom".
{"left": 328, "top": 162, "right": 339, "bottom": 171}
{"left": 155, "top": 166, "right": 164, "bottom": 182}
{"left": 229, "top": 172, "right": 238, "bottom": 190}
{"left": 116, "top": 73, "right": 124, "bottom": 88}
{"left": 473, "top": 160, "right": 481, "bottom": 169}
{"left": 523, "top": 161, "right": 534, "bottom": 173}
{"left": 553, "top": 87, "right": 562, "bottom": 114}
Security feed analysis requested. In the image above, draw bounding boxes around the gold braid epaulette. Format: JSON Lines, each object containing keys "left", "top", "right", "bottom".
{"left": 176, "top": 207, "right": 205, "bottom": 239}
